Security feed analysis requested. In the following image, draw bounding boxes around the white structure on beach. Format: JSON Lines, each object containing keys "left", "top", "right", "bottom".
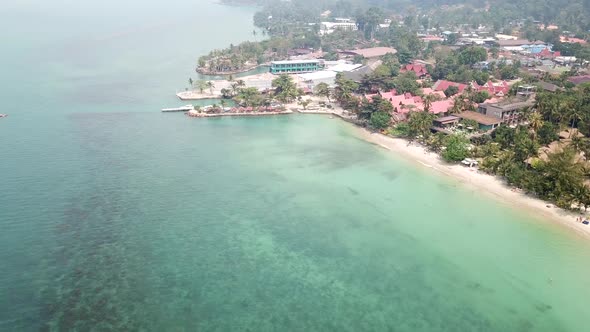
{"left": 298, "top": 71, "right": 338, "bottom": 89}
{"left": 296, "top": 61, "right": 363, "bottom": 90}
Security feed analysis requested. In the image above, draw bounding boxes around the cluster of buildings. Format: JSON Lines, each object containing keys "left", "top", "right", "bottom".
{"left": 267, "top": 47, "right": 398, "bottom": 93}
{"left": 364, "top": 71, "right": 536, "bottom": 133}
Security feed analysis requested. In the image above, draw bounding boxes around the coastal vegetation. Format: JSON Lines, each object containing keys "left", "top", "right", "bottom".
{"left": 204, "top": 0, "right": 590, "bottom": 213}
{"left": 386, "top": 85, "right": 590, "bottom": 210}
{"left": 218, "top": 74, "right": 301, "bottom": 107}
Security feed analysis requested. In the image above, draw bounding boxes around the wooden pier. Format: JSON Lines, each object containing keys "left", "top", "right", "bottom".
{"left": 162, "top": 105, "right": 194, "bottom": 112}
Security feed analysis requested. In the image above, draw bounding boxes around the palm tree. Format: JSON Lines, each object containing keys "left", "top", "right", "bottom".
{"left": 528, "top": 112, "right": 544, "bottom": 140}
{"left": 220, "top": 99, "right": 227, "bottom": 109}
{"left": 314, "top": 82, "right": 331, "bottom": 103}
{"left": 230, "top": 83, "right": 239, "bottom": 96}
{"left": 299, "top": 99, "right": 311, "bottom": 110}
{"left": 236, "top": 79, "right": 246, "bottom": 88}
{"left": 423, "top": 94, "right": 434, "bottom": 113}
{"left": 449, "top": 96, "right": 465, "bottom": 114}
{"left": 196, "top": 80, "right": 207, "bottom": 94}
{"left": 564, "top": 102, "right": 585, "bottom": 138}
{"left": 188, "top": 77, "right": 194, "bottom": 89}
{"left": 206, "top": 81, "right": 215, "bottom": 95}
{"left": 272, "top": 74, "right": 299, "bottom": 103}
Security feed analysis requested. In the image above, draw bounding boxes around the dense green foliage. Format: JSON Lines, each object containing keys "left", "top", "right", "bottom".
{"left": 272, "top": 74, "right": 300, "bottom": 102}
{"left": 216, "top": 0, "right": 590, "bottom": 212}
{"left": 370, "top": 111, "right": 392, "bottom": 130}
{"left": 470, "top": 86, "right": 590, "bottom": 210}
{"left": 442, "top": 135, "right": 469, "bottom": 162}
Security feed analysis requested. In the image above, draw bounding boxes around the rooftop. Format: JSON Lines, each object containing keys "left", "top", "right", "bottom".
{"left": 497, "top": 39, "right": 545, "bottom": 47}
{"left": 458, "top": 111, "right": 502, "bottom": 126}
{"left": 347, "top": 47, "right": 397, "bottom": 58}
{"left": 568, "top": 75, "right": 590, "bottom": 85}
{"left": 341, "top": 65, "right": 373, "bottom": 82}
{"left": 480, "top": 98, "right": 535, "bottom": 111}
{"left": 297, "top": 71, "right": 337, "bottom": 81}
{"left": 271, "top": 59, "right": 321, "bottom": 65}
{"left": 434, "top": 115, "right": 461, "bottom": 124}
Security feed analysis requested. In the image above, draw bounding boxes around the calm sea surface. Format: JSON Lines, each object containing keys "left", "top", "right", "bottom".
{"left": 1, "top": 1, "right": 589, "bottom": 331}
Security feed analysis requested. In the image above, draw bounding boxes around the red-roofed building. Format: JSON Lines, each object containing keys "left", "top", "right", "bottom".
{"left": 432, "top": 80, "right": 468, "bottom": 94}
{"left": 472, "top": 80, "right": 510, "bottom": 97}
{"left": 421, "top": 88, "right": 446, "bottom": 99}
{"left": 534, "top": 48, "right": 561, "bottom": 59}
{"left": 421, "top": 35, "right": 444, "bottom": 42}
{"left": 366, "top": 90, "right": 453, "bottom": 114}
{"left": 560, "top": 36, "right": 587, "bottom": 44}
{"left": 401, "top": 63, "right": 430, "bottom": 78}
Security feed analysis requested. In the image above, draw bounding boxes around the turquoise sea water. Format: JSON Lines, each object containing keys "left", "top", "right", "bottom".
{"left": 1, "top": 1, "right": 590, "bottom": 331}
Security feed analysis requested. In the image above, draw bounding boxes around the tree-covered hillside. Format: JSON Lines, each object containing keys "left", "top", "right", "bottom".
{"left": 224, "top": 0, "right": 590, "bottom": 35}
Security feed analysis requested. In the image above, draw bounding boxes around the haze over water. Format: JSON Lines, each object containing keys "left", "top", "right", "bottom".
{"left": 1, "top": 1, "right": 589, "bottom": 331}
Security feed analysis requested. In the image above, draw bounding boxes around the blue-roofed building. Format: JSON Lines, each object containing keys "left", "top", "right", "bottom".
{"left": 522, "top": 44, "right": 549, "bottom": 54}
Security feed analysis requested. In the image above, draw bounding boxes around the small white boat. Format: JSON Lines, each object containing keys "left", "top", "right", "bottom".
{"left": 0, "top": 114, "right": 7, "bottom": 118}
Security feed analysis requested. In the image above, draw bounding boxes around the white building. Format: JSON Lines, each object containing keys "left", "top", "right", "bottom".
{"left": 297, "top": 61, "right": 362, "bottom": 90}
{"left": 320, "top": 21, "right": 357, "bottom": 35}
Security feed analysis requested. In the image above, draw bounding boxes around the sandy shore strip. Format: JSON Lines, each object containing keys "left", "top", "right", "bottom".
{"left": 355, "top": 129, "right": 590, "bottom": 239}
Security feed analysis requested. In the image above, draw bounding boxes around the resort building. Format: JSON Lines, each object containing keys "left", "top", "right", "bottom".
{"left": 340, "top": 47, "right": 398, "bottom": 59}
{"left": 476, "top": 98, "right": 535, "bottom": 126}
{"left": 458, "top": 111, "right": 502, "bottom": 131}
{"left": 320, "top": 21, "right": 357, "bottom": 35}
{"left": 401, "top": 63, "right": 429, "bottom": 78}
{"left": 433, "top": 115, "right": 461, "bottom": 130}
{"left": 341, "top": 65, "right": 374, "bottom": 83}
{"left": 298, "top": 71, "right": 338, "bottom": 89}
{"left": 432, "top": 80, "right": 469, "bottom": 94}
{"left": 367, "top": 90, "right": 453, "bottom": 115}
{"left": 270, "top": 60, "right": 323, "bottom": 74}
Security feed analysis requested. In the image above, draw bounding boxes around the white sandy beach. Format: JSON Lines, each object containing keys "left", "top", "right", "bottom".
{"left": 354, "top": 129, "right": 590, "bottom": 239}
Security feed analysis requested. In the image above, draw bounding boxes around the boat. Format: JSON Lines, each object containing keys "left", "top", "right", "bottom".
{"left": 0, "top": 114, "right": 7, "bottom": 118}
{"left": 161, "top": 105, "right": 194, "bottom": 112}
{"left": 461, "top": 158, "right": 478, "bottom": 167}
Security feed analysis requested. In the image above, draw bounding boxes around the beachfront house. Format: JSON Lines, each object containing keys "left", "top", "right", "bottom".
{"left": 476, "top": 98, "right": 535, "bottom": 126}
{"left": 433, "top": 115, "right": 460, "bottom": 129}
{"left": 270, "top": 60, "right": 323, "bottom": 74}
{"left": 458, "top": 111, "right": 502, "bottom": 131}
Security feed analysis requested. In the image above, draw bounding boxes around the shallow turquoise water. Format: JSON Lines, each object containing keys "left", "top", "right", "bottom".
{"left": 1, "top": 1, "right": 590, "bottom": 331}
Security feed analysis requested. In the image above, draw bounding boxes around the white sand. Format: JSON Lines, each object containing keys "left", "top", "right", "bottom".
{"left": 355, "top": 129, "right": 590, "bottom": 239}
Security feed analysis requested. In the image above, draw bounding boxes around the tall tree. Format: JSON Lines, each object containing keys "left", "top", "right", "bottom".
{"left": 195, "top": 80, "right": 207, "bottom": 94}
{"left": 314, "top": 82, "right": 331, "bottom": 102}
{"left": 206, "top": 81, "right": 215, "bottom": 95}
{"left": 528, "top": 112, "right": 544, "bottom": 140}
{"left": 272, "top": 74, "right": 299, "bottom": 103}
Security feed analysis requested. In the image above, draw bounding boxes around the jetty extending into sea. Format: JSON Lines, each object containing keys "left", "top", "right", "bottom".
{"left": 162, "top": 105, "right": 194, "bottom": 112}
{"left": 186, "top": 109, "right": 292, "bottom": 117}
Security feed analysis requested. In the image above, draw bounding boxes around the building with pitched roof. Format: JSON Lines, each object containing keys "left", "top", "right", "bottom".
{"left": 472, "top": 80, "right": 510, "bottom": 97}
{"left": 401, "top": 63, "right": 429, "bottom": 78}
{"left": 342, "top": 47, "right": 397, "bottom": 58}
{"left": 432, "top": 80, "right": 469, "bottom": 94}
{"left": 458, "top": 111, "right": 502, "bottom": 131}
{"left": 367, "top": 90, "right": 454, "bottom": 115}
{"left": 477, "top": 98, "right": 535, "bottom": 125}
